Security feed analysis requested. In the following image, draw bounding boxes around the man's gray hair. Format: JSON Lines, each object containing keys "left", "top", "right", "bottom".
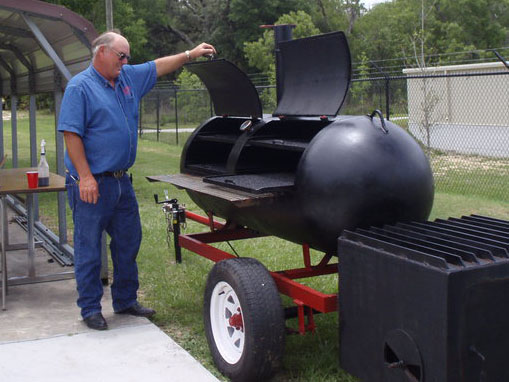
{"left": 91, "top": 29, "right": 123, "bottom": 59}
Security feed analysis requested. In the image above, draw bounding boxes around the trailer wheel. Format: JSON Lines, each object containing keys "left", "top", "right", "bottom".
{"left": 204, "top": 258, "right": 285, "bottom": 382}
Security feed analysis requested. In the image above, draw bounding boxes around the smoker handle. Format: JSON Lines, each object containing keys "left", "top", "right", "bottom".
{"left": 368, "top": 109, "right": 388, "bottom": 134}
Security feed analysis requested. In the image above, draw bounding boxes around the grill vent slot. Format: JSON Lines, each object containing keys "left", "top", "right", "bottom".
{"left": 342, "top": 215, "right": 509, "bottom": 269}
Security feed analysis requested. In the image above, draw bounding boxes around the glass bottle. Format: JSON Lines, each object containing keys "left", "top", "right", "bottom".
{"left": 38, "top": 139, "right": 50, "bottom": 187}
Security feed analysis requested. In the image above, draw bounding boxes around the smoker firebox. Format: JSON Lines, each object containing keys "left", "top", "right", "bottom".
{"left": 339, "top": 214, "right": 509, "bottom": 382}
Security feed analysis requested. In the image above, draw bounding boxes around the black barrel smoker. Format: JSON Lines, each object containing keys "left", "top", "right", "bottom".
{"left": 159, "top": 30, "right": 434, "bottom": 254}
{"left": 147, "top": 28, "right": 477, "bottom": 382}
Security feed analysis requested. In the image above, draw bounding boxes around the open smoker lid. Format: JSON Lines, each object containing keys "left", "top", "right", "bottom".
{"left": 185, "top": 59, "right": 262, "bottom": 119}
{"left": 274, "top": 31, "right": 351, "bottom": 117}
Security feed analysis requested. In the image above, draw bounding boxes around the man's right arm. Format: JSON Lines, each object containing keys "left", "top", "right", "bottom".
{"left": 63, "top": 131, "right": 99, "bottom": 204}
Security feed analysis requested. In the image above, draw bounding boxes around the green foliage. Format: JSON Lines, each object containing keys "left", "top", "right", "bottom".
{"left": 44, "top": 0, "right": 509, "bottom": 72}
{"left": 308, "top": 0, "right": 350, "bottom": 32}
{"left": 175, "top": 70, "right": 211, "bottom": 125}
{"left": 114, "top": 4, "right": 148, "bottom": 61}
{"left": 229, "top": 0, "right": 310, "bottom": 46}
{"left": 242, "top": 10, "right": 321, "bottom": 112}
{"left": 352, "top": 0, "right": 509, "bottom": 65}
{"left": 349, "top": 51, "right": 370, "bottom": 107}
{"left": 259, "top": 69, "right": 277, "bottom": 113}
{"left": 175, "top": 70, "right": 204, "bottom": 89}
{"left": 243, "top": 10, "right": 320, "bottom": 73}
{"left": 243, "top": 31, "right": 275, "bottom": 74}
{"left": 278, "top": 11, "right": 321, "bottom": 37}
{"left": 45, "top": 0, "right": 150, "bottom": 62}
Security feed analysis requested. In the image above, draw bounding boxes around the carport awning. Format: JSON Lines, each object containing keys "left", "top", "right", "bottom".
{"left": 0, "top": 0, "right": 97, "bottom": 95}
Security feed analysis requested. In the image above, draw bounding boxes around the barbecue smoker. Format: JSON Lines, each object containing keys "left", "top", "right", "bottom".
{"left": 146, "top": 28, "right": 509, "bottom": 382}
{"left": 159, "top": 30, "right": 434, "bottom": 255}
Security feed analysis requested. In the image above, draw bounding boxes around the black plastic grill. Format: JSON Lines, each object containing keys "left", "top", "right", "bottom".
{"left": 341, "top": 215, "right": 509, "bottom": 269}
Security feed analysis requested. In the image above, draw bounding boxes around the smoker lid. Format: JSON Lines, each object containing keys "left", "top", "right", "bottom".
{"left": 273, "top": 31, "right": 352, "bottom": 117}
{"left": 185, "top": 59, "right": 262, "bottom": 119}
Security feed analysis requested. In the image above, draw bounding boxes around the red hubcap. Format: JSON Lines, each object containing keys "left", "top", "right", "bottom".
{"left": 228, "top": 308, "right": 243, "bottom": 331}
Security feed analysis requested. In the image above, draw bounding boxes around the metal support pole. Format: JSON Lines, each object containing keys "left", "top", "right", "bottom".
{"left": 0, "top": 60, "right": 15, "bottom": 166}
{"left": 29, "top": 95, "right": 37, "bottom": 166}
{"left": 21, "top": 14, "right": 72, "bottom": 82}
{"left": 156, "top": 91, "right": 160, "bottom": 142}
{"left": 26, "top": 194, "right": 35, "bottom": 278}
{"left": 29, "top": 94, "right": 39, "bottom": 221}
{"left": 175, "top": 91, "right": 179, "bottom": 145}
{"left": 0, "top": 96, "right": 3, "bottom": 161}
{"left": 54, "top": 80, "right": 68, "bottom": 248}
{"left": 173, "top": 220, "right": 182, "bottom": 264}
{"left": 54, "top": 76, "right": 65, "bottom": 177}
{"left": 1, "top": 196, "right": 7, "bottom": 310}
{"left": 10, "top": 95, "right": 17, "bottom": 168}
{"left": 370, "top": 61, "right": 391, "bottom": 120}
{"left": 105, "top": 0, "right": 114, "bottom": 30}
{"left": 385, "top": 79, "right": 390, "bottom": 121}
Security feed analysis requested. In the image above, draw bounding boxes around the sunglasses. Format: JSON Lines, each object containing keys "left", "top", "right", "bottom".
{"left": 109, "top": 47, "right": 131, "bottom": 61}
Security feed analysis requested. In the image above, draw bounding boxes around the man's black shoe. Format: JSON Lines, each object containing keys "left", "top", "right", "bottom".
{"left": 116, "top": 302, "right": 156, "bottom": 318}
{"left": 83, "top": 313, "right": 108, "bottom": 330}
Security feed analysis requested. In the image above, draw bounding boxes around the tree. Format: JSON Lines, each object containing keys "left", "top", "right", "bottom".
{"left": 45, "top": 0, "right": 150, "bottom": 62}
{"left": 345, "top": 0, "right": 363, "bottom": 34}
{"left": 44, "top": 0, "right": 509, "bottom": 71}
{"left": 175, "top": 69, "right": 211, "bottom": 124}
{"left": 349, "top": 51, "right": 371, "bottom": 110}
{"left": 243, "top": 10, "right": 320, "bottom": 73}
{"left": 229, "top": 0, "right": 309, "bottom": 44}
{"left": 308, "top": 0, "right": 349, "bottom": 32}
{"left": 242, "top": 11, "right": 321, "bottom": 112}
{"left": 351, "top": 0, "right": 509, "bottom": 65}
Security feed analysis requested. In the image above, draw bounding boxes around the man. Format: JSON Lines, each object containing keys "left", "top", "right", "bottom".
{"left": 58, "top": 31, "right": 216, "bottom": 330}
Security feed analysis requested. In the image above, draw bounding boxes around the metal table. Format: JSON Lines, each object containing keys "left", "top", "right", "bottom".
{"left": 0, "top": 168, "right": 71, "bottom": 310}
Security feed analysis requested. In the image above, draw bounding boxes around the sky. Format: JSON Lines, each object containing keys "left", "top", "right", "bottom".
{"left": 362, "top": 0, "right": 390, "bottom": 9}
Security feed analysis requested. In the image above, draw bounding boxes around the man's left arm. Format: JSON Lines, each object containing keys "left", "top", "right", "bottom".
{"left": 154, "top": 42, "right": 216, "bottom": 77}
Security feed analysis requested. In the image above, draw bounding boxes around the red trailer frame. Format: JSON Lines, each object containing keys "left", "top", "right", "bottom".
{"left": 178, "top": 210, "right": 338, "bottom": 335}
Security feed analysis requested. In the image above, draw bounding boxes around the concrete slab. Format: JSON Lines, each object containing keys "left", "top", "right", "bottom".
{"left": 0, "top": 324, "right": 219, "bottom": 382}
{"left": 0, "top": 279, "right": 148, "bottom": 343}
{"left": 0, "top": 206, "right": 220, "bottom": 382}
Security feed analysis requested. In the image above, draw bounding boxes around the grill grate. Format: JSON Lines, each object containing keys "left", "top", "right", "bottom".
{"left": 341, "top": 215, "right": 509, "bottom": 269}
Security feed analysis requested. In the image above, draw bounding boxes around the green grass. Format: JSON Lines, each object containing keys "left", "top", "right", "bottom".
{"left": 431, "top": 153, "right": 508, "bottom": 201}
{"left": 2, "top": 113, "right": 508, "bottom": 381}
{"left": 134, "top": 138, "right": 508, "bottom": 382}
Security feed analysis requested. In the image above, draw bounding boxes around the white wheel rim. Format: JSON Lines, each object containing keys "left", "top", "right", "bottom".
{"left": 210, "top": 281, "right": 245, "bottom": 364}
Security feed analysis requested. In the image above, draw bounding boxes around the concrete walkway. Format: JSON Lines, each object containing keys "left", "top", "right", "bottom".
{"left": 0, "top": 207, "right": 220, "bottom": 382}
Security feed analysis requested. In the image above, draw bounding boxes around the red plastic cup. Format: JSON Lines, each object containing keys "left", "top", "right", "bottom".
{"left": 26, "top": 171, "right": 39, "bottom": 189}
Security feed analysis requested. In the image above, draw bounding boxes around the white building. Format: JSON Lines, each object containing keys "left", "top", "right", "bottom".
{"left": 403, "top": 62, "right": 509, "bottom": 157}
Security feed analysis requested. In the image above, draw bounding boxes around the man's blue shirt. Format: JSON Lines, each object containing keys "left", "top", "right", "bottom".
{"left": 57, "top": 62, "right": 157, "bottom": 176}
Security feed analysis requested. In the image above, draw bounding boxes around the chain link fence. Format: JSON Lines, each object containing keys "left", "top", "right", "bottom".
{"left": 139, "top": 68, "right": 508, "bottom": 201}
{"left": 138, "top": 85, "right": 212, "bottom": 145}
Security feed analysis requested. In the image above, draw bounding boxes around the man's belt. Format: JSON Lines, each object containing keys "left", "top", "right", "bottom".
{"left": 95, "top": 170, "right": 128, "bottom": 179}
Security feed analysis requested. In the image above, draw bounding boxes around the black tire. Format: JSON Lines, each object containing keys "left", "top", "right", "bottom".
{"left": 204, "top": 258, "right": 285, "bottom": 382}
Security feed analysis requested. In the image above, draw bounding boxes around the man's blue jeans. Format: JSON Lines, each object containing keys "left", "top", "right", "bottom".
{"left": 67, "top": 173, "right": 141, "bottom": 319}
